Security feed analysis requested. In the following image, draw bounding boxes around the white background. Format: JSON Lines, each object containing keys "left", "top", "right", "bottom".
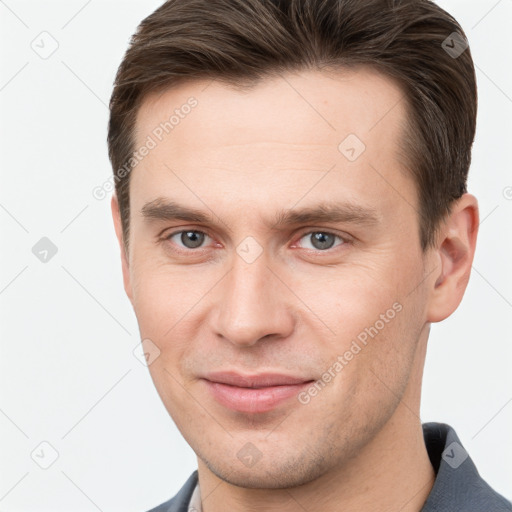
{"left": 0, "top": 0, "right": 511, "bottom": 510}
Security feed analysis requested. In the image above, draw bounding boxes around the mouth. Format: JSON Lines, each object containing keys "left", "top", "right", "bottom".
{"left": 201, "top": 371, "right": 315, "bottom": 414}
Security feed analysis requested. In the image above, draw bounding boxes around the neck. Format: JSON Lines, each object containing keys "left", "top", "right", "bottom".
{"left": 197, "top": 326, "right": 435, "bottom": 512}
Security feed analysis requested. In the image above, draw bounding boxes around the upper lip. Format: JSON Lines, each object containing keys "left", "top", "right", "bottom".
{"left": 203, "top": 371, "right": 313, "bottom": 388}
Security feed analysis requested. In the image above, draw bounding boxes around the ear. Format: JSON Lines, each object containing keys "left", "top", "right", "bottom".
{"left": 426, "top": 193, "right": 479, "bottom": 323}
{"left": 111, "top": 192, "right": 134, "bottom": 304}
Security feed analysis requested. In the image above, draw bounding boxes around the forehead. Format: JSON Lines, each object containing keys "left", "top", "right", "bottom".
{"left": 135, "top": 66, "right": 406, "bottom": 148}
{"left": 131, "top": 67, "right": 415, "bottom": 226}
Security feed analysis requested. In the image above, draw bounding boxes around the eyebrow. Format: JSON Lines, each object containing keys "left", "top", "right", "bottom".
{"left": 140, "top": 197, "right": 381, "bottom": 232}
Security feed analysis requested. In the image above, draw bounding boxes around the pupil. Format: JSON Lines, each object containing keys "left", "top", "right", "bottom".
{"left": 182, "top": 231, "right": 204, "bottom": 248}
{"left": 312, "top": 232, "right": 334, "bottom": 250}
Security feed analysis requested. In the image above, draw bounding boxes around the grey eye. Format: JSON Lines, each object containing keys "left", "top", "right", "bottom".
{"left": 181, "top": 231, "right": 205, "bottom": 248}
{"left": 168, "top": 230, "right": 209, "bottom": 249}
{"left": 300, "top": 232, "right": 343, "bottom": 251}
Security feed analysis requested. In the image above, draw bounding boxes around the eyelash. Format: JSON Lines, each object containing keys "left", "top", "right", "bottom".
{"left": 161, "top": 228, "right": 350, "bottom": 254}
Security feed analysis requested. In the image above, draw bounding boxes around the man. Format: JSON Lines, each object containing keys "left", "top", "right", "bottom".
{"left": 107, "top": 0, "right": 511, "bottom": 510}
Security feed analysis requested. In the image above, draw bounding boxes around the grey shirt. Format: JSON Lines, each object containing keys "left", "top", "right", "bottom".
{"left": 147, "top": 422, "right": 512, "bottom": 511}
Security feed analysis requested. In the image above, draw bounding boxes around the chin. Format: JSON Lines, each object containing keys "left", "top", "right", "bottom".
{"left": 203, "top": 453, "right": 331, "bottom": 490}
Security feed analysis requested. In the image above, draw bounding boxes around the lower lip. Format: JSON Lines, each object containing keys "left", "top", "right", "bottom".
{"left": 203, "top": 379, "right": 313, "bottom": 413}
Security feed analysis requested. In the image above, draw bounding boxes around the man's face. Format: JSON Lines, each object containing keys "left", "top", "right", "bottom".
{"left": 117, "top": 68, "right": 436, "bottom": 487}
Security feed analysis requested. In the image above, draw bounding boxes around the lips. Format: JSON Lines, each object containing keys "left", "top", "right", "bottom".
{"left": 201, "top": 371, "right": 314, "bottom": 413}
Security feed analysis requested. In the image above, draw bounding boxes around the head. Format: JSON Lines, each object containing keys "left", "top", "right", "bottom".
{"left": 108, "top": 0, "right": 478, "bottom": 489}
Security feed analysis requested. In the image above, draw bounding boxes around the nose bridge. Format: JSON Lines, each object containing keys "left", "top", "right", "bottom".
{"left": 214, "top": 250, "right": 292, "bottom": 347}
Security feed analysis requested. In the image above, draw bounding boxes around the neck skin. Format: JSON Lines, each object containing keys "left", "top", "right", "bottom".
{"left": 196, "top": 325, "right": 435, "bottom": 512}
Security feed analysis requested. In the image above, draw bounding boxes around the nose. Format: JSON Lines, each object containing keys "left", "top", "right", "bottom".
{"left": 212, "top": 252, "right": 294, "bottom": 347}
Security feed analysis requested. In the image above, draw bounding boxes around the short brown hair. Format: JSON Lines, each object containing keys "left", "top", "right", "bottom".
{"left": 107, "top": 0, "right": 477, "bottom": 253}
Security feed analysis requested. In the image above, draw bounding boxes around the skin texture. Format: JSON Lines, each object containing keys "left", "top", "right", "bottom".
{"left": 111, "top": 67, "right": 479, "bottom": 511}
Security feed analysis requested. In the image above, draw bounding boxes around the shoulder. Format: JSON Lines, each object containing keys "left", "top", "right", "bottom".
{"left": 145, "top": 470, "right": 198, "bottom": 512}
{"left": 422, "top": 422, "right": 512, "bottom": 511}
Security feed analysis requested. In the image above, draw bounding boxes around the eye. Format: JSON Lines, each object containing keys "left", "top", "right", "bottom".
{"left": 165, "top": 230, "right": 212, "bottom": 250}
{"left": 296, "top": 231, "right": 346, "bottom": 251}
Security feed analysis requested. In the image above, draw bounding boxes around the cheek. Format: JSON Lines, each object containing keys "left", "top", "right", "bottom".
{"left": 294, "top": 265, "right": 400, "bottom": 340}
{"left": 310, "top": 305, "right": 416, "bottom": 440}
{"left": 352, "top": 292, "right": 423, "bottom": 401}
{"left": 297, "top": 266, "right": 416, "bottom": 396}
{"left": 129, "top": 263, "right": 216, "bottom": 386}
{"left": 130, "top": 259, "right": 204, "bottom": 334}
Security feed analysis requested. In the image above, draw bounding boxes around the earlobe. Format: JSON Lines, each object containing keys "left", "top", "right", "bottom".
{"left": 426, "top": 194, "right": 479, "bottom": 323}
{"left": 111, "top": 193, "right": 134, "bottom": 304}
